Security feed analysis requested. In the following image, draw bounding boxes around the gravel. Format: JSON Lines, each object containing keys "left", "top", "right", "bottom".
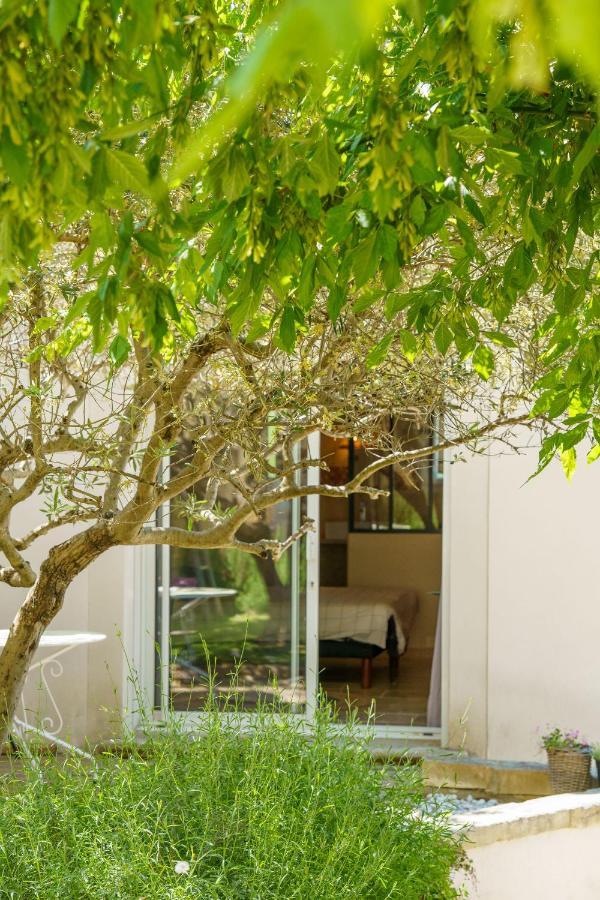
{"left": 420, "top": 792, "right": 500, "bottom": 816}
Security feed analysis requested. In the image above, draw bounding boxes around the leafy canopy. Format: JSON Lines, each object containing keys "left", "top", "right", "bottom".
{"left": 0, "top": 0, "right": 598, "bottom": 475}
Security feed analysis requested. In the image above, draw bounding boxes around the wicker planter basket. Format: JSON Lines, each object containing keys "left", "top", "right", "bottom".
{"left": 546, "top": 748, "right": 591, "bottom": 793}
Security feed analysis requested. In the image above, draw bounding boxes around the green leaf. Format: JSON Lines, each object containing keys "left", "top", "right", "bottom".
{"left": 450, "top": 125, "right": 492, "bottom": 146}
{"left": 434, "top": 320, "right": 453, "bottom": 355}
{"left": 64, "top": 291, "right": 94, "bottom": 327}
{"left": 560, "top": 422, "right": 588, "bottom": 450}
{"left": 436, "top": 125, "right": 451, "bottom": 170}
{"left": 366, "top": 332, "right": 393, "bottom": 368}
{"left": 245, "top": 315, "right": 270, "bottom": 342}
{"left": 571, "top": 121, "right": 600, "bottom": 185}
{"left": 472, "top": 345, "right": 495, "bottom": 380}
{"left": 409, "top": 194, "right": 426, "bottom": 226}
{"left": 279, "top": 306, "right": 296, "bottom": 352}
{"left": 325, "top": 204, "right": 353, "bottom": 242}
{"left": 384, "top": 291, "right": 416, "bottom": 320}
{"left": 227, "top": 275, "right": 260, "bottom": 336}
{"left": 485, "top": 147, "right": 524, "bottom": 175}
{"left": 587, "top": 445, "right": 600, "bottom": 464}
{"left": 134, "top": 230, "right": 163, "bottom": 257}
{"left": 311, "top": 134, "right": 340, "bottom": 196}
{"left": 158, "top": 286, "right": 180, "bottom": 323}
{"left": 503, "top": 242, "right": 534, "bottom": 293}
{"left": 101, "top": 114, "right": 161, "bottom": 141}
{"left": 398, "top": 329, "right": 418, "bottom": 361}
{"left": 327, "top": 285, "right": 345, "bottom": 323}
{"left": 109, "top": 334, "right": 131, "bottom": 368}
{"left": 297, "top": 256, "right": 316, "bottom": 308}
{"left": 0, "top": 129, "right": 30, "bottom": 188}
{"left": 422, "top": 202, "right": 450, "bottom": 236}
{"left": 48, "top": 0, "right": 79, "bottom": 46}
{"left": 352, "top": 289, "right": 384, "bottom": 315}
{"left": 482, "top": 330, "right": 518, "bottom": 348}
{"left": 376, "top": 224, "right": 398, "bottom": 262}
{"left": 33, "top": 316, "right": 57, "bottom": 334}
{"left": 0, "top": 215, "right": 12, "bottom": 266}
{"left": 463, "top": 194, "right": 485, "bottom": 226}
{"left": 105, "top": 149, "right": 150, "bottom": 196}
{"left": 351, "top": 231, "right": 378, "bottom": 288}
{"left": 222, "top": 147, "right": 250, "bottom": 202}
{"left": 560, "top": 447, "right": 577, "bottom": 481}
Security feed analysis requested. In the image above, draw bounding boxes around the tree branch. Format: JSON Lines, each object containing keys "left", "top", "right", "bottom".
{"left": 113, "top": 326, "right": 229, "bottom": 537}
{"left": 14, "top": 511, "right": 99, "bottom": 551}
{"left": 0, "top": 532, "right": 36, "bottom": 587}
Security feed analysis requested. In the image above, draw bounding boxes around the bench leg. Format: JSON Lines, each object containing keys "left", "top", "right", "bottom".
{"left": 389, "top": 651, "right": 399, "bottom": 684}
{"left": 361, "top": 657, "right": 372, "bottom": 690}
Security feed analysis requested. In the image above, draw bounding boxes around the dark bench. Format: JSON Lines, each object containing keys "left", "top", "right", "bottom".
{"left": 320, "top": 614, "right": 401, "bottom": 689}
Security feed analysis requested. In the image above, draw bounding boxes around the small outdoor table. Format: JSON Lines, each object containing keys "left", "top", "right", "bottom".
{"left": 0, "top": 629, "right": 106, "bottom": 761}
{"left": 160, "top": 585, "right": 238, "bottom": 617}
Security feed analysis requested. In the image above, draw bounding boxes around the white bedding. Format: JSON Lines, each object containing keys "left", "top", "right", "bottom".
{"left": 319, "top": 587, "right": 408, "bottom": 652}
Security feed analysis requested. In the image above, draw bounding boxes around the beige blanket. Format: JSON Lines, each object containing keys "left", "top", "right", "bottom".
{"left": 319, "top": 587, "right": 416, "bottom": 652}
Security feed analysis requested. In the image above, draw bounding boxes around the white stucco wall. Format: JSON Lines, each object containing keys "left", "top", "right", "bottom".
{"left": 446, "top": 439, "right": 600, "bottom": 762}
{"left": 0, "top": 495, "right": 129, "bottom": 747}
{"left": 3, "top": 431, "right": 600, "bottom": 757}
{"left": 453, "top": 793, "right": 600, "bottom": 900}
{"left": 461, "top": 826, "right": 600, "bottom": 900}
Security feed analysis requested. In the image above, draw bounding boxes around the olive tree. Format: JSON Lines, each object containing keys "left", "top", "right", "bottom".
{"left": 0, "top": 254, "right": 542, "bottom": 736}
{"left": 0, "top": 0, "right": 596, "bottom": 738}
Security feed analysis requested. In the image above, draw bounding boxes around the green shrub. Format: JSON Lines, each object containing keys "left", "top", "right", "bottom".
{"left": 0, "top": 703, "right": 464, "bottom": 899}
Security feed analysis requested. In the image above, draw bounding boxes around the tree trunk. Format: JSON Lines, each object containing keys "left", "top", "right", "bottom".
{"left": 0, "top": 526, "right": 115, "bottom": 745}
{"left": 0, "top": 567, "right": 66, "bottom": 742}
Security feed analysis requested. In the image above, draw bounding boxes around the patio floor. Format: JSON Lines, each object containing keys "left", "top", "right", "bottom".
{"left": 320, "top": 646, "right": 433, "bottom": 726}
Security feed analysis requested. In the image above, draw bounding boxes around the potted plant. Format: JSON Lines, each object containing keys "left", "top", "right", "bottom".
{"left": 541, "top": 727, "right": 592, "bottom": 793}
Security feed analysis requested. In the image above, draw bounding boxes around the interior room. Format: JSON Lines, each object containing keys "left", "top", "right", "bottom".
{"left": 318, "top": 430, "right": 443, "bottom": 728}
{"left": 162, "top": 426, "right": 443, "bottom": 728}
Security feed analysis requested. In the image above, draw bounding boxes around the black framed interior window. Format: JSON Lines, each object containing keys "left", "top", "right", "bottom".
{"left": 348, "top": 419, "right": 443, "bottom": 534}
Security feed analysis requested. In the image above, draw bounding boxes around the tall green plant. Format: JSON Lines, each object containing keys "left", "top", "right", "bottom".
{"left": 0, "top": 703, "right": 464, "bottom": 898}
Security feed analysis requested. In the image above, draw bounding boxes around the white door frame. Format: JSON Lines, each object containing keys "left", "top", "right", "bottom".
{"left": 303, "top": 432, "right": 446, "bottom": 743}
{"left": 126, "top": 438, "right": 449, "bottom": 746}
{"left": 304, "top": 430, "right": 320, "bottom": 720}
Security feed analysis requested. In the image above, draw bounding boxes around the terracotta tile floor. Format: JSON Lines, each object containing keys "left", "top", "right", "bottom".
{"left": 319, "top": 647, "right": 433, "bottom": 726}
{"left": 170, "top": 646, "right": 433, "bottom": 725}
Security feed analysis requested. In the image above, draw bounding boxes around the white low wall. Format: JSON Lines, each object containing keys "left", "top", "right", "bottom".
{"left": 453, "top": 793, "right": 600, "bottom": 899}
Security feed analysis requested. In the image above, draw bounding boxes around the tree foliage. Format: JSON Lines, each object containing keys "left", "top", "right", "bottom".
{"left": 0, "top": 0, "right": 597, "bottom": 736}
{"left": 0, "top": 0, "right": 597, "bottom": 477}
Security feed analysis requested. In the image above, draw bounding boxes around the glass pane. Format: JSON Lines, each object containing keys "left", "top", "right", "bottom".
{"left": 160, "top": 441, "right": 305, "bottom": 712}
{"left": 351, "top": 440, "right": 390, "bottom": 530}
{"left": 391, "top": 420, "right": 442, "bottom": 532}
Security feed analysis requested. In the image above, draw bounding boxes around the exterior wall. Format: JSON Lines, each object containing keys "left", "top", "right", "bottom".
{"left": 460, "top": 827, "right": 600, "bottom": 900}
{"left": 4, "top": 432, "right": 600, "bottom": 756}
{"left": 452, "top": 793, "right": 600, "bottom": 900}
{"left": 347, "top": 533, "right": 441, "bottom": 647}
{"left": 445, "top": 454, "right": 490, "bottom": 756}
{"left": 0, "top": 495, "right": 128, "bottom": 747}
{"left": 446, "top": 440, "right": 600, "bottom": 761}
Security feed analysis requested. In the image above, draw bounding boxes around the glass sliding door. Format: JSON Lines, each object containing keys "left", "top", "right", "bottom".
{"left": 155, "top": 442, "right": 306, "bottom": 713}
{"left": 151, "top": 428, "right": 443, "bottom": 738}
{"left": 321, "top": 425, "right": 443, "bottom": 730}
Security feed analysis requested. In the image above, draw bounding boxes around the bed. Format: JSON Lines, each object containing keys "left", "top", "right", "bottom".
{"left": 318, "top": 587, "right": 419, "bottom": 689}
{"left": 169, "top": 583, "right": 418, "bottom": 691}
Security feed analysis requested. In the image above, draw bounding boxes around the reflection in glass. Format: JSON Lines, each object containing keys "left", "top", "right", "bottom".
{"left": 351, "top": 418, "right": 443, "bottom": 533}
{"left": 351, "top": 441, "right": 391, "bottom": 530}
{"left": 157, "top": 441, "right": 305, "bottom": 712}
